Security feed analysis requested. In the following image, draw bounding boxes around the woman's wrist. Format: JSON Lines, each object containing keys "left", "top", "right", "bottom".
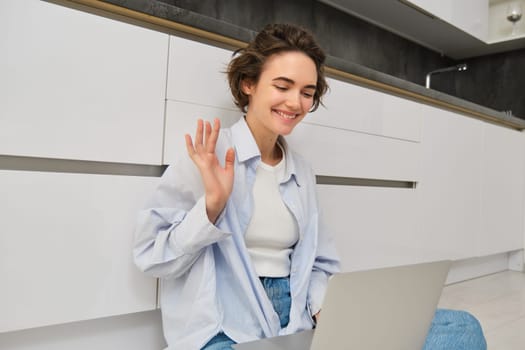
{"left": 205, "top": 198, "right": 226, "bottom": 224}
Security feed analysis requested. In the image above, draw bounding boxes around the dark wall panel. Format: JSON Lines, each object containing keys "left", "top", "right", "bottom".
{"left": 152, "top": 0, "right": 525, "bottom": 118}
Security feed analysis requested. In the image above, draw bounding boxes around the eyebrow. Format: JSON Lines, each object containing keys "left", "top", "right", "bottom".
{"left": 272, "top": 77, "right": 316, "bottom": 90}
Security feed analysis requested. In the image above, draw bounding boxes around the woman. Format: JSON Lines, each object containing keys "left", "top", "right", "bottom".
{"left": 134, "top": 24, "right": 339, "bottom": 350}
{"left": 133, "top": 24, "right": 486, "bottom": 350}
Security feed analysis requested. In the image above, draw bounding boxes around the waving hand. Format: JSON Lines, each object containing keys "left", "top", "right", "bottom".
{"left": 185, "top": 118, "right": 235, "bottom": 223}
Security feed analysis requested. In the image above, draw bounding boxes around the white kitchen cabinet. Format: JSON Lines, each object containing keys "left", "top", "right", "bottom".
{"left": 163, "top": 100, "right": 241, "bottom": 164}
{"left": 406, "top": 0, "right": 488, "bottom": 41}
{"left": 310, "top": 78, "right": 422, "bottom": 142}
{"left": 417, "top": 105, "right": 525, "bottom": 260}
{"left": 316, "top": 101, "right": 525, "bottom": 270}
{"left": 317, "top": 184, "right": 421, "bottom": 271}
{"left": 0, "top": 170, "right": 158, "bottom": 332}
{"left": 479, "top": 125, "right": 525, "bottom": 256}
{"left": 417, "top": 105, "right": 484, "bottom": 260}
{"left": 0, "top": 0, "right": 168, "bottom": 164}
{"left": 287, "top": 122, "right": 420, "bottom": 181}
{"left": 164, "top": 34, "right": 423, "bottom": 173}
{"left": 167, "top": 36, "right": 422, "bottom": 143}
{"left": 0, "top": 310, "right": 166, "bottom": 350}
{"left": 488, "top": 0, "right": 525, "bottom": 42}
{"left": 167, "top": 35, "right": 236, "bottom": 110}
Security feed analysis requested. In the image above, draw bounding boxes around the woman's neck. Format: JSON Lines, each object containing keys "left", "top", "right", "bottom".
{"left": 254, "top": 133, "right": 282, "bottom": 165}
{"left": 245, "top": 116, "right": 282, "bottom": 166}
{"left": 260, "top": 139, "right": 282, "bottom": 165}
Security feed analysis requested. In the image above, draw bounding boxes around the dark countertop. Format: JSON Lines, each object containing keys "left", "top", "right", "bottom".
{"left": 75, "top": 0, "right": 525, "bottom": 130}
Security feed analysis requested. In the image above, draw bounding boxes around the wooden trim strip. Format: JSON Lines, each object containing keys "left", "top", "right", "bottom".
{"left": 324, "top": 66, "right": 522, "bottom": 130}
{"left": 62, "top": 0, "right": 247, "bottom": 48}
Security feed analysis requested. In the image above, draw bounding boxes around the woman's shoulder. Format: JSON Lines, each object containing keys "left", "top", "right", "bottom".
{"left": 282, "top": 141, "right": 317, "bottom": 184}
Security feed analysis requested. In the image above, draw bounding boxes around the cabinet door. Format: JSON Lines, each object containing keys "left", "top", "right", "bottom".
{"left": 287, "top": 122, "right": 420, "bottom": 181}
{"left": 406, "top": 0, "right": 488, "bottom": 40}
{"left": 167, "top": 35, "right": 236, "bottom": 110}
{"left": 0, "top": 171, "right": 158, "bottom": 332}
{"left": 417, "top": 105, "right": 484, "bottom": 260}
{"left": 310, "top": 78, "right": 422, "bottom": 142}
{"left": 0, "top": 0, "right": 168, "bottom": 164}
{"left": 317, "top": 184, "right": 420, "bottom": 271}
{"left": 479, "top": 125, "right": 525, "bottom": 255}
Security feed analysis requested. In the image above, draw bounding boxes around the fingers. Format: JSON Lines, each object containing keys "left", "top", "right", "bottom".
{"left": 185, "top": 134, "right": 195, "bottom": 158}
{"left": 192, "top": 118, "right": 220, "bottom": 152}
{"left": 204, "top": 119, "right": 212, "bottom": 149}
{"left": 186, "top": 118, "right": 222, "bottom": 160}
{"left": 224, "top": 147, "right": 235, "bottom": 173}
{"left": 206, "top": 118, "right": 220, "bottom": 154}
{"left": 194, "top": 119, "right": 204, "bottom": 152}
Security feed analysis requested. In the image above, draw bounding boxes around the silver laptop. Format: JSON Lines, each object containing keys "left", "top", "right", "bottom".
{"left": 233, "top": 260, "right": 451, "bottom": 350}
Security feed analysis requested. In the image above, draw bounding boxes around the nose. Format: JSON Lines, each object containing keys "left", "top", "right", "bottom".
{"left": 285, "top": 90, "right": 301, "bottom": 110}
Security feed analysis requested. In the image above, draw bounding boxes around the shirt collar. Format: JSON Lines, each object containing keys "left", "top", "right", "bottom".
{"left": 231, "top": 116, "right": 261, "bottom": 163}
{"left": 231, "top": 117, "right": 301, "bottom": 187}
{"left": 277, "top": 136, "right": 301, "bottom": 187}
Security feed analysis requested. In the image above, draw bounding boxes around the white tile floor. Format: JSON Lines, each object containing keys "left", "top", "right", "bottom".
{"left": 438, "top": 270, "right": 525, "bottom": 349}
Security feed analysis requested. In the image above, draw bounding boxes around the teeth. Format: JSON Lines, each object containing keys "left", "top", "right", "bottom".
{"left": 275, "top": 110, "right": 297, "bottom": 119}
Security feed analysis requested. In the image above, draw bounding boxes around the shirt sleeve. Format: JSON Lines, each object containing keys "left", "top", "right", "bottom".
{"left": 307, "top": 188, "right": 341, "bottom": 317}
{"left": 132, "top": 155, "right": 231, "bottom": 279}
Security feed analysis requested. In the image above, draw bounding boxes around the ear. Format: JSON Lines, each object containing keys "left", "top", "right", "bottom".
{"left": 241, "top": 79, "right": 254, "bottom": 95}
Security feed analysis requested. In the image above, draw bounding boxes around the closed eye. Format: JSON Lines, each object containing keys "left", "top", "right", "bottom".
{"left": 302, "top": 90, "right": 315, "bottom": 98}
{"left": 303, "top": 92, "right": 313, "bottom": 98}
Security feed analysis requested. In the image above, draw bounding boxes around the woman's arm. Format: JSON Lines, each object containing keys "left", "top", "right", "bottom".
{"left": 133, "top": 119, "right": 235, "bottom": 278}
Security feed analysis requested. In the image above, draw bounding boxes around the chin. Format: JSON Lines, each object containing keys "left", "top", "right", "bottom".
{"left": 276, "top": 125, "right": 298, "bottom": 136}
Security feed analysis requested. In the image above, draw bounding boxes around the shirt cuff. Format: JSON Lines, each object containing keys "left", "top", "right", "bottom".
{"left": 171, "top": 196, "right": 231, "bottom": 254}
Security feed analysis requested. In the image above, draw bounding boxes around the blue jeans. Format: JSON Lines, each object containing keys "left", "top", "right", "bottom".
{"left": 201, "top": 277, "right": 290, "bottom": 350}
{"left": 201, "top": 277, "right": 487, "bottom": 350}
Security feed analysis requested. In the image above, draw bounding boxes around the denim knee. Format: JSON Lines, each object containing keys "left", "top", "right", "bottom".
{"left": 434, "top": 309, "right": 484, "bottom": 331}
{"left": 424, "top": 309, "right": 487, "bottom": 350}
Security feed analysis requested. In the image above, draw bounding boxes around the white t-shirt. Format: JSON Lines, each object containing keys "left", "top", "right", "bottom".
{"left": 244, "top": 151, "right": 300, "bottom": 277}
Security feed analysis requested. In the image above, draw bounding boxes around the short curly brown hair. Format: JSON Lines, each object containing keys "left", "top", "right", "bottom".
{"left": 227, "top": 23, "right": 328, "bottom": 113}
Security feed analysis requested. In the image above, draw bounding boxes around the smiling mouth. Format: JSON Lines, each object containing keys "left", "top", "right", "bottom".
{"left": 274, "top": 109, "right": 298, "bottom": 119}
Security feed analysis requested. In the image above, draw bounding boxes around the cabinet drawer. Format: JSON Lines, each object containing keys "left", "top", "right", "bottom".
{"left": 309, "top": 78, "right": 422, "bottom": 142}
{"left": 287, "top": 122, "right": 420, "bottom": 181}
{"left": 0, "top": 170, "right": 158, "bottom": 332}
{"left": 317, "top": 184, "right": 421, "bottom": 271}
{"left": 167, "top": 35, "right": 235, "bottom": 110}
{"left": 0, "top": 0, "right": 168, "bottom": 164}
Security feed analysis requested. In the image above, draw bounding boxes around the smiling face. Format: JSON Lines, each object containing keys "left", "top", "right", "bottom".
{"left": 242, "top": 51, "right": 318, "bottom": 143}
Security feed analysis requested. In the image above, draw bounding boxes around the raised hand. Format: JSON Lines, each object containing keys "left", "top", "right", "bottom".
{"left": 185, "top": 118, "right": 235, "bottom": 223}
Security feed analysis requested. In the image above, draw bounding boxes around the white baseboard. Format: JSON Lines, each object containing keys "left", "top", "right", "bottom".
{"left": 508, "top": 249, "right": 525, "bottom": 272}
{"left": 0, "top": 310, "right": 165, "bottom": 350}
{"left": 445, "top": 251, "right": 522, "bottom": 285}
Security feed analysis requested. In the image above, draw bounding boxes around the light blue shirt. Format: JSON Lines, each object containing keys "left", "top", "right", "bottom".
{"left": 133, "top": 117, "right": 340, "bottom": 349}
